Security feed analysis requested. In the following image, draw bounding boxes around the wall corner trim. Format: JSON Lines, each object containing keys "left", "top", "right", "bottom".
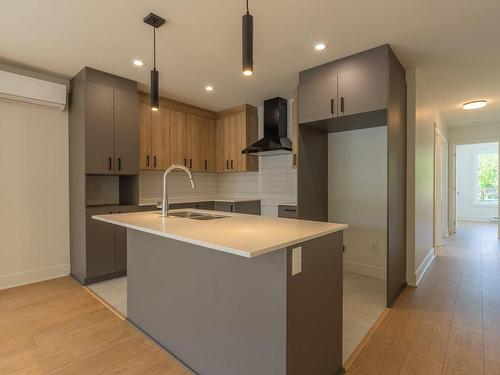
{"left": 406, "top": 248, "right": 435, "bottom": 287}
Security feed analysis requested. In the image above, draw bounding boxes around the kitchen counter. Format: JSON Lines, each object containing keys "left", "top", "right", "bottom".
{"left": 138, "top": 197, "right": 260, "bottom": 206}
{"left": 93, "top": 209, "right": 347, "bottom": 258}
{"left": 92, "top": 209, "right": 347, "bottom": 375}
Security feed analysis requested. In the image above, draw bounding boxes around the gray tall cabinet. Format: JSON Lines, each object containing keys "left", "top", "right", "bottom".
{"left": 70, "top": 67, "right": 139, "bottom": 285}
{"left": 297, "top": 45, "right": 407, "bottom": 307}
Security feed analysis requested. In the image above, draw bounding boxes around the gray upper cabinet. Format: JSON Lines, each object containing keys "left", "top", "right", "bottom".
{"left": 114, "top": 88, "right": 139, "bottom": 175}
{"left": 85, "top": 82, "right": 114, "bottom": 174}
{"left": 337, "top": 64, "right": 387, "bottom": 117}
{"left": 298, "top": 45, "right": 389, "bottom": 125}
{"left": 79, "top": 68, "right": 139, "bottom": 175}
{"left": 298, "top": 73, "right": 338, "bottom": 124}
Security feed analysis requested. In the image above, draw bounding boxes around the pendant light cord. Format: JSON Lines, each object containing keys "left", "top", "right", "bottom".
{"left": 246, "top": 0, "right": 249, "bottom": 14}
{"left": 153, "top": 27, "right": 156, "bottom": 69}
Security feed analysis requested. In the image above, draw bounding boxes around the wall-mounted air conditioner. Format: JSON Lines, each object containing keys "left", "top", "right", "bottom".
{"left": 0, "top": 70, "right": 66, "bottom": 110}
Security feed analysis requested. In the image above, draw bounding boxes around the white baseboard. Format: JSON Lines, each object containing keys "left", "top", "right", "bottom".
{"left": 0, "top": 264, "right": 70, "bottom": 290}
{"left": 344, "top": 260, "right": 387, "bottom": 280}
{"left": 407, "top": 248, "right": 435, "bottom": 287}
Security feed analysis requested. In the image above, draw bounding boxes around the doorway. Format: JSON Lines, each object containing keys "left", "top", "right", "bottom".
{"left": 453, "top": 141, "right": 499, "bottom": 235}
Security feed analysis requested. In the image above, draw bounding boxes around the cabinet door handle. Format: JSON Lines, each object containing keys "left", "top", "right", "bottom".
{"left": 204, "top": 160, "right": 208, "bottom": 170}
{"left": 118, "top": 158, "right": 122, "bottom": 171}
{"left": 341, "top": 97, "right": 345, "bottom": 113}
{"left": 293, "top": 154, "right": 297, "bottom": 166}
{"left": 146, "top": 155, "right": 150, "bottom": 167}
{"left": 226, "top": 160, "right": 229, "bottom": 170}
{"left": 153, "top": 156, "right": 157, "bottom": 168}
{"left": 189, "top": 159, "right": 192, "bottom": 168}
{"left": 108, "top": 157, "right": 112, "bottom": 171}
{"left": 231, "top": 160, "right": 234, "bottom": 170}
{"left": 284, "top": 208, "right": 297, "bottom": 212}
{"left": 184, "top": 158, "right": 187, "bottom": 166}
{"left": 330, "top": 99, "right": 335, "bottom": 114}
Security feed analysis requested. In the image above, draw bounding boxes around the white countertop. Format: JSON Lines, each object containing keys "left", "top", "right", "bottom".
{"left": 93, "top": 209, "right": 347, "bottom": 258}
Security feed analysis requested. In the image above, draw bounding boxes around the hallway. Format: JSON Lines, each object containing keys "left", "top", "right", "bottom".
{"left": 346, "top": 221, "right": 500, "bottom": 374}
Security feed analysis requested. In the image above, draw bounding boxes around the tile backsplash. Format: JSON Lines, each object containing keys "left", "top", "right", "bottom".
{"left": 139, "top": 155, "right": 297, "bottom": 217}
{"left": 139, "top": 170, "right": 218, "bottom": 206}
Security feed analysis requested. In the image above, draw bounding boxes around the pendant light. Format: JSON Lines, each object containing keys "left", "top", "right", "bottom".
{"left": 242, "top": 0, "right": 253, "bottom": 76}
{"left": 144, "top": 13, "right": 166, "bottom": 111}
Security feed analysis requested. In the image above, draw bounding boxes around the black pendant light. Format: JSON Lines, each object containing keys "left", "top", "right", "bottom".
{"left": 144, "top": 13, "right": 166, "bottom": 111}
{"left": 242, "top": 0, "right": 253, "bottom": 76}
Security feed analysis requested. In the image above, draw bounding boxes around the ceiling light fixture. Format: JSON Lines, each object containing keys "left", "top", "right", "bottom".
{"left": 242, "top": 0, "right": 253, "bottom": 76}
{"left": 133, "top": 59, "right": 144, "bottom": 67}
{"left": 463, "top": 100, "right": 487, "bottom": 110}
{"left": 144, "top": 13, "right": 166, "bottom": 112}
{"left": 205, "top": 85, "right": 214, "bottom": 92}
{"left": 315, "top": 43, "right": 326, "bottom": 51}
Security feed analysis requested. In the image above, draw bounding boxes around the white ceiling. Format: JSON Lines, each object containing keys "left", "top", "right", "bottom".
{"left": 1, "top": 0, "right": 499, "bottom": 126}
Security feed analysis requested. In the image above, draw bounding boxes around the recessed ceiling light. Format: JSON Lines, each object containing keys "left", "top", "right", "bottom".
{"left": 205, "top": 85, "right": 214, "bottom": 92}
{"left": 314, "top": 43, "right": 326, "bottom": 51}
{"left": 463, "top": 100, "right": 487, "bottom": 110}
{"left": 133, "top": 59, "right": 144, "bottom": 67}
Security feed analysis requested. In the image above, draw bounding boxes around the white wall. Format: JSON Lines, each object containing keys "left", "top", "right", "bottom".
{"left": 0, "top": 97, "right": 69, "bottom": 289}
{"left": 406, "top": 68, "right": 445, "bottom": 286}
{"left": 328, "top": 127, "right": 387, "bottom": 280}
{"left": 456, "top": 142, "right": 498, "bottom": 222}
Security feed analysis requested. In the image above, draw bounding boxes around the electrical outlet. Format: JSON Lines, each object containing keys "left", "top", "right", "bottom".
{"left": 292, "top": 247, "right": 302, "bottom": 276}
{"left": 370, "top": 241, "right": 378, "bottom": 252}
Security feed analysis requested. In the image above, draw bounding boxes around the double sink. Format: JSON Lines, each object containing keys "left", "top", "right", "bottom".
{"left": 168, "top": 211, "right": 228, "bottom": 221}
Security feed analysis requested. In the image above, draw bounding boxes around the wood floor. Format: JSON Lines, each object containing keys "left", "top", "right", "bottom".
{"left": 0, "top": 276, "right": 190, "bottom": 374}
{"left": 2, "top": 221, "right": 499, "bottom": 374}
{"left": 346, "top": 221, "right": 500, "bottom": 375}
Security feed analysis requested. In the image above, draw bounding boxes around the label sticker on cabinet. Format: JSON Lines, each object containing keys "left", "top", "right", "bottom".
{"left": 292, "top": 247, "right": 302, "bottom": 276}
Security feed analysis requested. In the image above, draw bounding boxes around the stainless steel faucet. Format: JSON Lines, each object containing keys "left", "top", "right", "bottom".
{"left": 162, "top": 165, "right": 196, "bottom": 217}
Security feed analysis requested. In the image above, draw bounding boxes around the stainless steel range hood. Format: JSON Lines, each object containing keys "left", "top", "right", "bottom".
{"left": 242, "top": 97, "right": 292, "bottom": 156}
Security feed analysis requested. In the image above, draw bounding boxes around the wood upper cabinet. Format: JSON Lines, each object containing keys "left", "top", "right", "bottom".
{"left": 216, "top": 105, "right": 259, "bottom": 173}
{"left": 216, "top": 116, "right": 232, "bottom": 172}
{"left": 169, "top": 110, "right": 188, "bottom": 167}
{"left": 201, "top": 118, "right": 216, "bottom": 172}
{"left": 139, "top": 97, "right": 170, "bottom": 170}
{"left": 186, "top": 114, "right": 203, "bottom": 171}
{"left": 138, "top": 93, "right": 257, "bottom": 174}
{"left": 114, "top": 88, "right": 139, "bottom": 175}
{"left": 189, "top": 115, "right": 216, "bottom": 172}
{"left": 85, "top": 82, "right": 114, "bottom": 174}
{"left": 151, "top": 106, "right": 170, "bottom": 169}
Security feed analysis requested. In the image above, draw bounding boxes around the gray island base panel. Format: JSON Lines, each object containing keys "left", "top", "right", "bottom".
{"left": 127, "top": 229, "right": 343, "bottom": 375}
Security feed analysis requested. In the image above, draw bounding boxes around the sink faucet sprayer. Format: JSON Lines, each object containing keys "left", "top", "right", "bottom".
{"left": 162, "top": 165, "right": 196, "bottom": 217}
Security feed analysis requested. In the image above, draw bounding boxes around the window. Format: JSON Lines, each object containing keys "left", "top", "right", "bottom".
{"left": 475, "top": 152, "right": 498, "bottom": 204}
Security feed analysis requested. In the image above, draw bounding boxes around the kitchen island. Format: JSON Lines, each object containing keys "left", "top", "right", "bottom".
{"left": 93, "top": 209, "right": 347, "bottom": 375}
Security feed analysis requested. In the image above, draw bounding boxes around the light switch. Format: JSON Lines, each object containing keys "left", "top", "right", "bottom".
{"left": 292, "top": 246, "right": 302, "bottom": 276}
